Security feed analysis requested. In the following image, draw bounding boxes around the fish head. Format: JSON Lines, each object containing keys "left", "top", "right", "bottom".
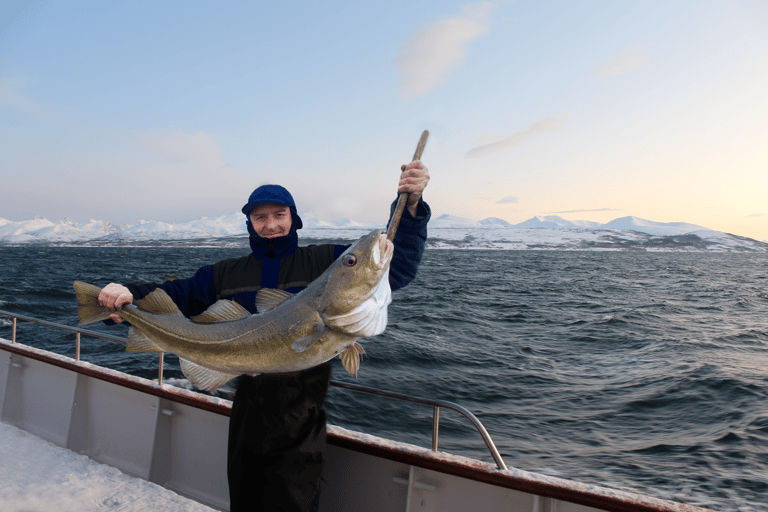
{"left": 320, "top": 229, "right": 394, "bottom": 337}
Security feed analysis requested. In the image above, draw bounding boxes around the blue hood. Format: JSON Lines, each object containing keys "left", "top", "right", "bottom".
{"left": 242, "top": 184, "right": 302, "bottom": 259}
{"left": 241, "top": 184, "right": 303, "bottom": 230}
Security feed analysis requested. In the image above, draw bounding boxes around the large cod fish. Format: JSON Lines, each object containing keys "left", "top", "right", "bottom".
{"left": 74, "top": 229, "right": 393, "bottom": 391}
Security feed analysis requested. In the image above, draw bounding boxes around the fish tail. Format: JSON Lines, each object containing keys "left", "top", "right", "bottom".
{"left": 73, "top": 281, "right": 111, "bottom": 325}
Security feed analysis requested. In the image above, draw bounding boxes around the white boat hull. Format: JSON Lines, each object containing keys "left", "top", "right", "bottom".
{"left": 0, "top": 338, "right": 713, "bottom": 512}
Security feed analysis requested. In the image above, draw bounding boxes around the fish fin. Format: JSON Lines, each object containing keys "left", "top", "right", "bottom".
{"left": 179, "top": 359, "right": 239, "bottom": 391}
{"left": 339, "top": 342, "right": 365, "bottom": 377}
{"left": 135, "top": 288, "right": 183, "bottom": 316}
{"left": 291, "top": 324, "right": 325, "bottom": 353}
{"left": 73, "top": 281, "right": 111, "bottom": 325}
{"left": 191, "top": 300, "right": 251, "bottom": 324}
{"left": 255, "top": 288, "right": 293, "bottom": 313}
{"left": 126, "top": 327, "right": 163, "bottom": 353}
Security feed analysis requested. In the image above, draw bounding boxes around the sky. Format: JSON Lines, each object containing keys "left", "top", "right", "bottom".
{"left": 1, "top": 0, "right": 767, "bottom": 241}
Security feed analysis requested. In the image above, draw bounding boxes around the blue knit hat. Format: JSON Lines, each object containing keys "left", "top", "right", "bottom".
{"left": 241, "top": 184, "right": 303, "bottom": 230}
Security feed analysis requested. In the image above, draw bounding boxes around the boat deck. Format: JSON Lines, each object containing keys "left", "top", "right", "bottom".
{"left": 0, "top": 420, "right": 218, "bottom": 511}
{"left": 0, "top": 309, "right": 718, "bottom": 512}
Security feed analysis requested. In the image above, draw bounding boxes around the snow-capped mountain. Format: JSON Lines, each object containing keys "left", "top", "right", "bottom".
{"left": 122, "top": 212, "right": 245, "bottom": 238}
{"left": 513, "top": 215, "right": 602, "bottom": 229}
{"left": 0, "top": 217, "right": 122, "bottom": 242}
{"left": 478, "top": 217, "right": 514, "bottom": 228}
{"left": 430, "top": 214, "right": 483, "bottom": 228}
{"left": 300, "top": 214, "right": 369, "bottom": 229}
{"left": 1, "top": 213, "right": 766, "bottom": 252}
{"left": 600, "top": 216, "right": 711, "bottom": 236}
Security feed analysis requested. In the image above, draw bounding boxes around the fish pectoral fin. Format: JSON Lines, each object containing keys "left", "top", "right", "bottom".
{"left": 339, "top": 342, "right": 365, "bottom": 377}
{"left": 135, "top": 288, "right": 183, "bottom": 316}
{"left": 179, "top": 359, "right": 239, "bottom": 392}
{"left": 255, "top": 288, "right": 293, "bottom": 313}
{"left": 126, "top": 327, "right": 163, "bottom": 353}
{"left": 290, "top": 324, "right": 325, "bottom": 353}
{"left": 191, "top": 300, "right": 251, "bottom": 324}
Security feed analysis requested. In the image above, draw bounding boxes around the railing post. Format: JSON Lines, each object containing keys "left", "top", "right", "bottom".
{"left": 432, "top": 406, "right": 440, "bottom": 452}
{"left": 76, "top": 332, "right": 81, "bottom": 361}
{"left": 158, "top": 352, "right": 164, "bottom": 385}
{"left": 11, "top": 317, "right": 16, "bottom": 343}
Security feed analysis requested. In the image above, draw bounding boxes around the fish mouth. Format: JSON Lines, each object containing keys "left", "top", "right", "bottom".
{"left": 371, "top": 231, "right": 394, "bottom": 270}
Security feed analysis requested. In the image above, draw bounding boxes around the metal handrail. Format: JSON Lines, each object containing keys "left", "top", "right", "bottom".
{"left": 0, "top": 309, "right": 166, "bottom": 383}
{"left": 330, "top": 380, "right": 507, "bottom": 470}
{"left": 0, "top": 308, "right": 508, "bottom": 470}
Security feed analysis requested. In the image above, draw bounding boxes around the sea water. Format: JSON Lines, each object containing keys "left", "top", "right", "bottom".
{"left": 1, "top": 246, "right": 766, "bottom": 511}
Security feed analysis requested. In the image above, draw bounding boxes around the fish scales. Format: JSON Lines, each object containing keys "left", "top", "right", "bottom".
{"left": 74, "top": 229, "right": 393, "bottom": 391}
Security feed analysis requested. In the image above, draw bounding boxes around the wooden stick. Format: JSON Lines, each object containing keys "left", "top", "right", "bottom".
{"left": 387, "top": 130, "right": 429, "bottom": 241}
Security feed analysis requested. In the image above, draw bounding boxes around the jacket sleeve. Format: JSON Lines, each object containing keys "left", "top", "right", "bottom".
{"left": 387, "top": 198, "right": 431, "bottom": 291}
{"left": 125, "top": 265, "right": 218, "bottom": 319}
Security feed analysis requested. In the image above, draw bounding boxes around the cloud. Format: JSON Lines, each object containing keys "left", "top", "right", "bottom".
{"left": 497, "top": 195, "right": 519, "bottom": 204}
{"left": 138, "top": 129, "right": 228, "bottom": 171}
{"left": 0, "top": 77, "right": 49, "bottom": 117}
{"left": 549, "top": 208, "right": 621, "bottom": 214}
{"left": 123, "top": 128, "right": 249, "bottom": 218}
{"left": 745, "top": 213, "right": 765, "bottom": 218}
{"left": 466, "top": 116, "right": 566, "bottom": 158}
{"left": 395, "top": 2, "right": 492, "bottom": 99}
{"left": 595, "top": 51, "right": 648, "bottom": 78}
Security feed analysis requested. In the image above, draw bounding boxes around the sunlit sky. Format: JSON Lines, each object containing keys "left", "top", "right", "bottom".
{"left": 2, "top": 0, "right": 767, "bottom": 241}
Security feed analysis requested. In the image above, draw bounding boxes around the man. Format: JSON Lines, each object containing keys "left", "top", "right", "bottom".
{"left": 98, "top": 161, "right": 430, "bottom": 511}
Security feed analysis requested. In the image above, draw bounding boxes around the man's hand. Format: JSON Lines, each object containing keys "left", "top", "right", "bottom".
{"left": 398, "top": 160, "right": 430, "bottom": 217}
{"left": 98, "top": 283, "right": 133, "bottom": 324}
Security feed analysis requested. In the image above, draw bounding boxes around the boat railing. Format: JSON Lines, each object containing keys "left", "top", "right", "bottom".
{"left": 0, "top": 309, "right": 507, "bottom": 470}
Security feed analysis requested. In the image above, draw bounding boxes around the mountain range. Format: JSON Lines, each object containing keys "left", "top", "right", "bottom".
{"left": 1, "top": 214, "right": 766, "bottom": 252}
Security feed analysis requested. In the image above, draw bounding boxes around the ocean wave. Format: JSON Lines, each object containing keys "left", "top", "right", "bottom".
{"left": 2, "top": 247, "right": 767, "bottom": 511}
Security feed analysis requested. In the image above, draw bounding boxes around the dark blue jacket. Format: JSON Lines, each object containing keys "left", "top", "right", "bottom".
{"left": 127, "top": 199, "right": 430, "bottom": 316}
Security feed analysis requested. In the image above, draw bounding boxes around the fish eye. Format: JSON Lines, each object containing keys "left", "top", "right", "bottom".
{"left": 342, "top": 254, "right": 357, "bottom": 267}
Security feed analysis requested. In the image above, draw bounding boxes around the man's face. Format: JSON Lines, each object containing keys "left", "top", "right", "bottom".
{"left": 249, "top": 203, "right": 293, "bottom": 239}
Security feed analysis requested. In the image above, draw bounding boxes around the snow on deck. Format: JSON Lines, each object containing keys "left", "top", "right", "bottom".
{"left": 0, "top": 421, "right": 217, "bottom": 512}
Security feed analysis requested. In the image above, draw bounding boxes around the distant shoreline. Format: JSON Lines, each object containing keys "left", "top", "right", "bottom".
{"left": 1, "top": 232, "right": 767, "bottom": 253}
